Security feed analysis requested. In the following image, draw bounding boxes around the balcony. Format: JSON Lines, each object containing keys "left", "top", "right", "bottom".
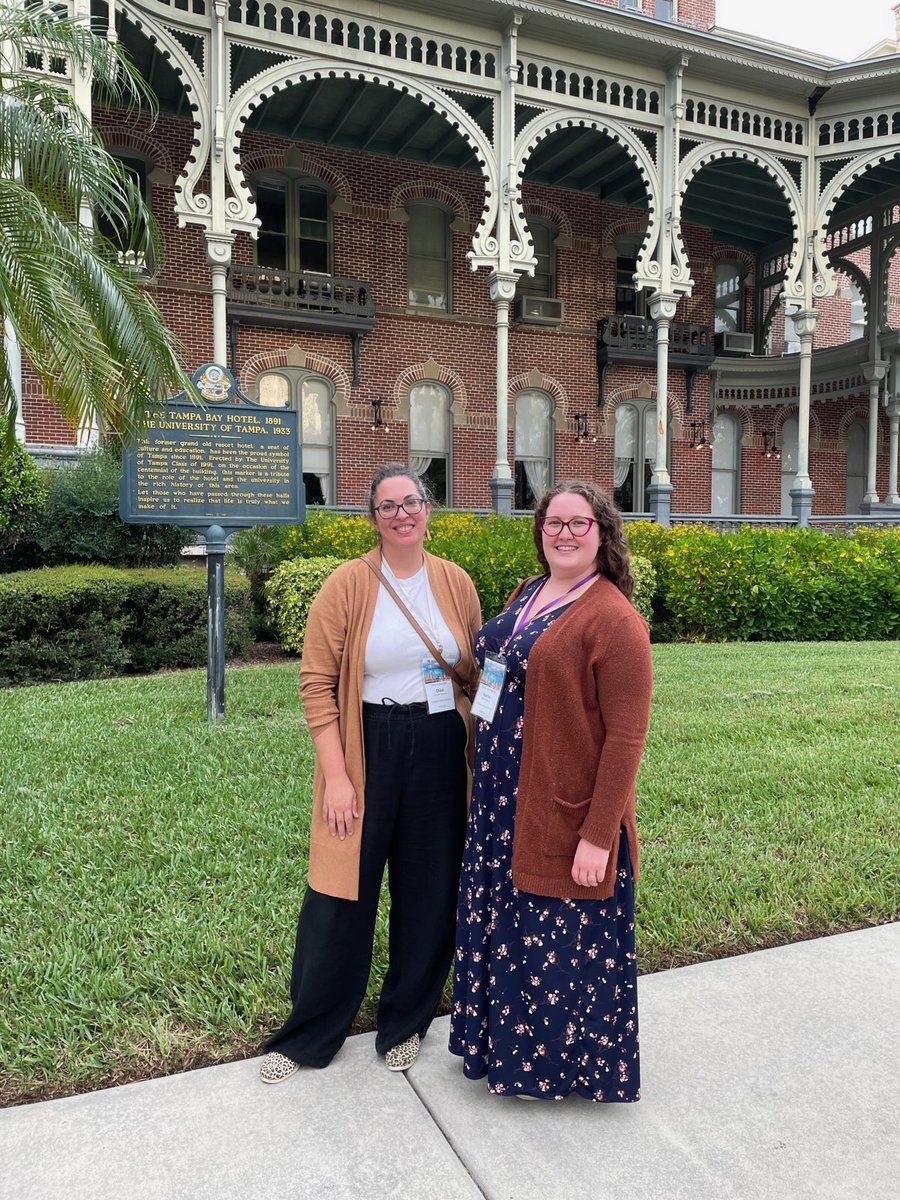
{"left": 226, "top": 267, "right": 375, "bottom": 383}
{"left": 597, "top": 314, "right": 714, "bottom": 407}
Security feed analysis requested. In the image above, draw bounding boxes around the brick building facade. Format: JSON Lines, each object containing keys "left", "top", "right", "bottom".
{"left": 14, "top": 0, "right": 900, "bottom": 520}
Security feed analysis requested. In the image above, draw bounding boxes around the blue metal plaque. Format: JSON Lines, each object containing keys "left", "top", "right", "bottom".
{"left": 119, "top": 364, "right": 304, "bottom": 531}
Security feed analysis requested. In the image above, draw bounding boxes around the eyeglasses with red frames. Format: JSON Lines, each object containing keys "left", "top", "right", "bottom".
{"left": 537, "top": 516, "right": 599, "bottom": 537}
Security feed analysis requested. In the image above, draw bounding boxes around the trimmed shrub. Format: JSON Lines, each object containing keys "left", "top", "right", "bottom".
{"left": 0, "top": 444, "right": 46, "bottom": 567}
{"left": 0, "top": 567, "right": 253, "bottom": 685}
{"left": 31, "top": 448, "right": 190, "bottom": 568}
{"left": 632, "top": 525, "right": 900, "bottom": 641}
{"left": 265, "top": 556, "right": 344, "bottom": 653}
{"left": 282, "top": 510, "right": 375, "bottom": 560}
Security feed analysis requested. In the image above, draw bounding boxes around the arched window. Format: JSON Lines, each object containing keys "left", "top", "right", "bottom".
{"left": 409, "top": 381, "right": 452, "bottom": 505}
{"left": 846, "top": 419, "right": 867, "bottom": 513}
{"left": 252, "top": 171, "right": 332, "bottom": 274}
{"left": 711, "top": 411, "right": 741, "bottom": 514}
{"left": 406, "top": 201, "right": 452, "bottom": 311}
{"left": 614, "top": 400, "right": 671, "bottom": 513}
{"left": 714, "top": 262, "right": 745, "bottom": 333}
{"left": 615, "top": 234, "right": 646, "bottom": 317}
{"left": 519, "top": 218, "right": 557, "bottom": 298}
{"left": 96, "top": 152, "right": 152, "bottom": 271}
{"left": 780, "top": 415, "right": 799, "bottom": 516}
{"left": 514, "top": 389, "right": 554, "bottom": 509}
{"left": 258, "top": 369, "right": 335, "bottom": 504}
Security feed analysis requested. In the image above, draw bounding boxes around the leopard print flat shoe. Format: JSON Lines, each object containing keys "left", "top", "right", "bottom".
{"left": 384, "top": 1033, "right": 419, "bottom": 1072}
{"left": 259, "top": 1051, "right": 300, "bottom": 1084}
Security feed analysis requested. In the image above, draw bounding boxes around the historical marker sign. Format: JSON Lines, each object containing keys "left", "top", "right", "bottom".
{"left": 120, "top": 363, "right": 304, "bottom": 530}
{"left": 119, "top": 364, "right": 305, "bottom": 723}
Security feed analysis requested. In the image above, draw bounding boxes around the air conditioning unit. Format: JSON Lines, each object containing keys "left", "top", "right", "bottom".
{"left": 715, "top": 330, "right": 754, "bottom": 355}
{"left": 514, "top": 296, "right": 565, "bottom": 325}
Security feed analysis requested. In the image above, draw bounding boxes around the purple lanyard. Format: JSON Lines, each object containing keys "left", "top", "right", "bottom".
{"left": 512, "top": 571, "right": 597, "bottom": 636}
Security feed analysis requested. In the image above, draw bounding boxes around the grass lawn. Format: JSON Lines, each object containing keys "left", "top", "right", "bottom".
{"left": 1, "top": 642, "right": 898, "bottom": 1106}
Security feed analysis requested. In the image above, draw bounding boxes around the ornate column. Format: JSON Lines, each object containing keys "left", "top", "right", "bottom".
{"left": 206, "top": 234, "right": 234, "bottom": 367}
{"left": 489, "top": 271, "right": 517, "bottom": 514}
{"left": 647, "top": 292, "right": 678, "bottom": 526}
{"left": 789, "top": 308, "right": 818, "bottom": 525}
{"left": 885, "top": 397, "right": 900, "bottom": 505}
{"left": 861, "top": 360, "right": 888, "bottom": 508}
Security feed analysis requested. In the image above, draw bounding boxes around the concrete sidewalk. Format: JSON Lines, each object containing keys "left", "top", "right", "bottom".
{"left": 2, "top": 924, "right": 897, "bottom": 1200}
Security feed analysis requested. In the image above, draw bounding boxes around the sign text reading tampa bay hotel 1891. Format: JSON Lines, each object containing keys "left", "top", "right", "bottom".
{"left": 120, "top": 364, "right": 304, "bottom": 528}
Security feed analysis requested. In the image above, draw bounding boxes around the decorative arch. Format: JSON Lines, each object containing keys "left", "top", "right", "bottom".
{"left": 514, "top": 110, "right": 660, "bottom": 287}
{"left": 817, "top": 148, "right": 900, "bottom": 248}
{"left": 119, "top": 9, "right": 208, "bottom": 230}
{"left": 678, "top": 144, "right": 804, "bottom": 299}
{"left": 96, "top": 124, "right": 176, "bottom": 180}
{"left": 837, "top": 405, "right": 881, "bottom": 449}
{"left": 775, "top": 404, "right": 822, "bottom": 446}
{"left": 389, "top": 181, "right": 470, "bottom": 226}
{"left": 601, "top": 214, "right": 650, "bottom": 259}
{"left": 393, "top": 359, "right": 468, "bottom": 423}
{"left": 601, "top": 385, "right": 685, "bottom": 440}
{"left": 224, "top": 61, "right": 497, "bottom": 250}
{"left": 241, "top": 345, "right": 351, "bottom": 412}
{"left": 507, "top": 369, "right": 570, "bottom": 425}
{"left": 522, "top": 200, "right": 573, "bottom": 243}
{"left": 240, "top": 149, "right": 352, "bottom": 208}
{"left": 827, "top": 257, "right": 871, "bottom": 321}
{"left": 711, "top": 245, "right": 755, "bottom": 274}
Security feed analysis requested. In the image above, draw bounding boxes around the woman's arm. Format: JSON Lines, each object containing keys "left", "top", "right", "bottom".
{"left": 313, "top": 720, "right": 359, "bottom": 840}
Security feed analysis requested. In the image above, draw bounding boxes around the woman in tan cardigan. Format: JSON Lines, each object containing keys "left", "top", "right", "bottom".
{"left": 260, "top": 464, "right": 481, "bottom": 1082}
{"left": 450, "top": 480, "right": 653, "bottom": 1101}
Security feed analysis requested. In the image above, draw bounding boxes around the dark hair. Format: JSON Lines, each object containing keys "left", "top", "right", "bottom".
{"left": 367, "top": 463, "right": 433, "bottom": 517}
{"left": 532, "top": 479, "right": 634, "bottom": 599}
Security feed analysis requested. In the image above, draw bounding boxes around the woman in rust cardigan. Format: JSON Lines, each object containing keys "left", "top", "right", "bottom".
{"left": 450, "top": 479, "right": 653, "bottom": 1101}
{"left": 260, "top": 464, "right": 480, "bottom": 1082}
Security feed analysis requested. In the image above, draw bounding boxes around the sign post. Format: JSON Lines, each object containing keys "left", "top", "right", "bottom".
{"left": 120, "top": 364, "right": 305, "bottom": 721}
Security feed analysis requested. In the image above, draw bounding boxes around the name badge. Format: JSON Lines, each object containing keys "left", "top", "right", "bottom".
{"left": 470, "top": 652, "right": 507, "bottom": 723}
{"left": 421, "top": 656, "right": 455, "bottom": 714}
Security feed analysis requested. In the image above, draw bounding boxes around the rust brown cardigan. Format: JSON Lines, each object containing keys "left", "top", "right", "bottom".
{"left": 300, "top": 550, "right": 482, "bottom": 901}
{"left": 510, "top": 574, "right": 653, "bottom": 901}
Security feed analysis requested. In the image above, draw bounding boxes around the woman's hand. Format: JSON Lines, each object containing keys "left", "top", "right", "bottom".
{"left": 323, "top": 774, "right": 359, "bottom": 840}
{"left": 571, "top": 838, "right": 610, "bottom": 888}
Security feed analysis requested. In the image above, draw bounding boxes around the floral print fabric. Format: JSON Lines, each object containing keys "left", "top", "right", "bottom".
{"left": 449, "top": 580, "right": 640, "bottom": 1101}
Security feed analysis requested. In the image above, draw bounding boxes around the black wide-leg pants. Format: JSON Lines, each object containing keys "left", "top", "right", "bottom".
{"left": 265, "top": 702, "right": 467, "bottom": 1068}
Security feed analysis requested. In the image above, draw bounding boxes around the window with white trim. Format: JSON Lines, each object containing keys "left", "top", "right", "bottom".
{"left": 258, "top": 369, "right": 335, "bottom": 505}
{"left": 615, "top": 234, "right": 646, "bottom": 317}
{"left": 848, "top": 283, "right": 866, "bottom": 342}
{"left": 846, "top": 419, "right": 867, "bottom": 513}
{"left": 715, "top": 263, "right": 745, "bottom": 334}
{"left": 780, "top": 416, "right": 799, "bottom": 516}
{"left": 409, "top": 381, "right": 452, "bottom": 506}
{"left": 96, "top": 152, "right": 152, "bottom": 271}
{"left": 518, "top": 219, "right": 557, "bottom": 298}
{"left": 711, "top": 412, "right": 741, "bottom": 514}
{"left": 407, "top": 201, "right": 452, "bottom": 311}
{"left": 614, "top": 400, "right": 671, "bottom": 513}
{"left": 514, "top": 389, "right": 554, "bottom": 509}
{"left": 253, "top": 171, "right": 332, "bottom": 274}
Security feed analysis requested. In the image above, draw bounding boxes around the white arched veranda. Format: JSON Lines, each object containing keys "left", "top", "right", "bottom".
{"left": 225, "top": 61, "right": 499, "bottom": 252}
{"left": 118, "top": 8, "right": 208, "bottom": 232}
{"left": 514, "top": 111, "right": 661, "bottom": 290}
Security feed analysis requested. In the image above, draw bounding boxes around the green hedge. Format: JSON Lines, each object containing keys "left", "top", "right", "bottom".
{"left": 0, "top": 567, "right": 253, "bottom": 685}
{"left": 624, "top": 523, "right": 900, "bottom": 641}
{"left": 265, "top": 556, "right": 344, "bottom": 654}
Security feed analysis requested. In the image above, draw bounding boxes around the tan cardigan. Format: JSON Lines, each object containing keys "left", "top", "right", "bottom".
{"left": 300, "top": 551, "right": 482, "bottom": 900}
{"left": 510, "top": 575, "right": 653, "bottom": 901}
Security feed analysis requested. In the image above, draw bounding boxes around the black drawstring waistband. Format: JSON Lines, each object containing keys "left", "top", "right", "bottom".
{"left": 363, "top": 698, "right": 429, "bottom": 757}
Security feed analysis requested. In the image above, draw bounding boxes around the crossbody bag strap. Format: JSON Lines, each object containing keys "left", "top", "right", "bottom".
{"left": 362, "top": 554, "right": 471, "bottom": 697}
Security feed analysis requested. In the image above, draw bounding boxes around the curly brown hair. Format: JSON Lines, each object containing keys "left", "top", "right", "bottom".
{"left": 532, "top": 479, "right": 634, "bottom": 598}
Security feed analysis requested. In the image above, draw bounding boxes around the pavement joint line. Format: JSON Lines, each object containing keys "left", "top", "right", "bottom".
{"left": 405, "top": 1067, "right": 491, "bottom": 1200}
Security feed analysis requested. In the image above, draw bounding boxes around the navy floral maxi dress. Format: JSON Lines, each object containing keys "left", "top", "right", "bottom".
{"left": 449, "top": 580, "right": 640, "bottom": 1101}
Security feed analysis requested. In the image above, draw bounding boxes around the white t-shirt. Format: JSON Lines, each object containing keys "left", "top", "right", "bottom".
{"left": 362, "top": 560, "right": 461, "bottom": 704}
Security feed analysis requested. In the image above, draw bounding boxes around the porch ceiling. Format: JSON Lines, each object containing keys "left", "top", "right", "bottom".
{"left": 522, "top": 128, "right": 648, "bottom": 207}
{"left": 681, "top": 160, "right": 794, "bottom": 250}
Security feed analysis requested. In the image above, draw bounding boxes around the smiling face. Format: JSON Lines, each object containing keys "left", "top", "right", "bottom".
{"left": 540, "top": 492, "right": 601, "bottom": 581}
{"left": 371, "top": 474, "right": 431, "bottom": 557}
